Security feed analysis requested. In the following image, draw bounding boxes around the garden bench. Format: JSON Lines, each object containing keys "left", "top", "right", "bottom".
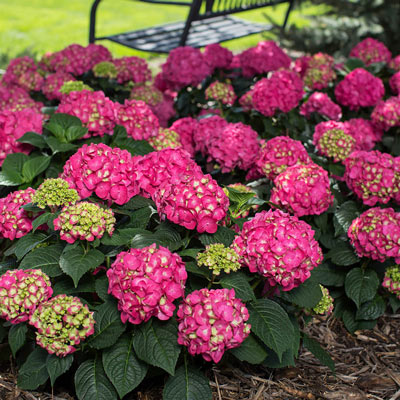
{"left": 89, "top": 0, "right": 296, "bottom": 53}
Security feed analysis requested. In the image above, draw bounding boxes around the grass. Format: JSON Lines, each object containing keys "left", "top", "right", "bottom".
{"left": 0, "top": 0, "right": 326, "bottom": 62}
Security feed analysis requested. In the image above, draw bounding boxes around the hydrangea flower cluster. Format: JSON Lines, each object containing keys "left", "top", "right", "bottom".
{"left": 334, "top": 68, "right": 384, "bottom": 110}
{"left": 205, "top": 81, "right": 236, "bottom": 106}
{"left": 233, "top": 209, "right": 323, "bottom": 291}
{"left": 59, "top": 81, "right": 93, "bottom": 96}
{"left": 203, "top": 43, "right": 233, "bottom": 71}
{"left": 177, "top": 288, "right": 250, "bottom": 363}
{"left": 205, "top": 122, "right": 259, "bottom": 173}
{"left": 238, "top": 91, "right": 253, "bottom": 112}
{"left": 154, "top": 171, "right": 229, "bottom": 233}
{"left": 92, "top": 61, "right": 118, "bottom": 79}
{"left": 135, "top": 147, "right": 202, "bottom": 199}
{"left": 61, "top": 143, "right": 139, "bottom": 205}
{"left": 33, "top": 178, "right": 79, "bottom": 209}
{"left": 0, "top": 269, "right": 52, "bottom": 324}
{"left": 270, "top": 164, "right": 333, "bottom": 216}
{"left": 2, "top": 56, "right": 44, "bottom": 91}
{"left": 389, "top": 71, "right": 400, "bottom": 95}
{"left": 382, "top": 265, "right": 400, "bottom": 299}
{"left": 115, "top": 99, "right": 159, "bottom": 140}
{"left": 239, "top": 41, "right": 291, "bottom": 77}
{"left": 170, "top": 117, "right": 198, "bottom": 156}
{"left": 150, "top": 95, "right": 175, "bottom": 127}
{"left": 41, "top": 72, "right": 76, "bottom": 100}
{"left": 252, "top": 70, "right": 304, "bottom": 117}
{"left": 29, "top": 294, "right": 95, "bottom": 357}
{"left": 349, "top": 38, "right": 391, "bottom": 66}
{"left": 345, "top": 118, "right": 383, "bottom": 151}
{"left": 197, "top": 244, "right": 241, "bottom": 275}
{"left": 300, "top": 92, "right": 342, "bottom": 121}
{"left": 0, "top": 188, "right": 36, "bottom": 240}
{"left": 57, "top": 90, "right": 115, "bottom": 137}
{"left": 113, "top": 56, "right": 152, "bottom": 84}
{"left": 130, "top": 84, "right": 164, "bottom": 106}
{"left": 54, "top": 201, "right": 115, "bottom": 243}
{"left": 160, "top": 46, "right": 210, "bottom": 91}
{"left": 148, "top": 128, "right": 181, "bottom": 150}
{"left": 0, "top": 84, "right": 42, "bottom": 112}
{"left": 348, "top": 207, "right": 400, "bottom": 262}
{"left": 389, "top": 55, "right": 400, "bottom": 71}
{"left": 312, "top": 285, "right": 334, "bottom": 315}
{"left": 107, "top": 244, "right": 187, "bottom": 324}
{"left": 343, "top": 150, "right": 400, "bottom": 206}
{"left": 0, "top": 108, "right": 43, "bottom": 165}
{"left": 255, "top": 136, "right": 311, "bottom": 181}
{"left": 193, "top": 115, "right": 228, "bottom": 156}
{"left": 371, "top": 97, "right": 400, "bottom": 131}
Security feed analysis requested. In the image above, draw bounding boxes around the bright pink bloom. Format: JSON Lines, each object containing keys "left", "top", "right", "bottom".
{"left": 389, "top": 71, "right": 400, "bottom": 95}
{"left": 0, "top": 84, "right": 42, "bottom": 112}
{"left": 193, "top": 115, "right": 228, "bottom": 156}
{"left": 233, "top": 209, "right": 323, "bottom": 291}
{"left": 107, "top": 244, "right": 187, "bottom": 324}
{"left": 345, "top": 118, "right": 383, "bottom": 151}
{"left": 389, "top": 55, "right": 400, "bottom": 72}
{"left": 350, "top": 38, "right": 391, "bottom": 66}
{"left": 113, "top": 56, "right": 152, "bottom": 84}
{"left": 239, "top": 91, "right": 253, "bottom": 112}
{"left": 41, "top": 72, "right": 75, "bottom": 100}
{"left": 203, "top": 43, "right": 234, "bottom": 71}
{"left": 300, "top": 92, "right": 342, "bottom": 121}
{"left": 2, "top": 56, "right": 43, "bottom": 91}
{"left": 205, "top": 81, "right": 236, "bottom": 106}
{"left": 170, "top": 117, "right": 199, "bottom": 156}
{"left": 371, "top": 97, "right": 400, "bottom": 131}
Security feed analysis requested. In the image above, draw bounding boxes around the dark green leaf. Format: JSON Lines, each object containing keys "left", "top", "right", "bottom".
{"left": 32, "top": 212, "right": 53, "bottom": 233}
{"left": 45, "top": 136, "right": 78, "bottom": 153}
{"left": 60, "top": 246, "right": 104, "bottom": 287}
{"left": 313, "top": 213, "right": 328, "bottom": 232}
{"left": 88, "top": 300, "right": 126, "bottom": 349}
{"left": 179, "top": 248, "right": 202, "bottom": 259}
{"left": 14, "top": 232, "right": 48, "bottom": 260}
{"left": 75, "top": 357, "right": 118, "bottom": 400}
{"left": 9, "top": 322, "right": 27, "bottom": 357}
{"left": 230, "top": 333, "right": 267, "bottom": 364}
{"left": 184, "top": 261, "right": 212, "bottom": 279}
{"left": 95, "top": 275, "right": 111, "bottom": 302}
{"left": 65, "top": 125, "right": 88, "bottom": 142}
{"left": 388, "top": 294, "right": 400, "bottom": 313}
{"left": 131, "top": 226, "right": 182, "bottom": 251}
{"left": 20, "top": 244, "right": 64, "bottom": 277}
{"left": 326, "top": 243, "right": 360, "bottom": 266}
{"left": 48, "top": 113, "right": 82, "bottom": 131}
{"left": 46, "top": 354, "right": 73, "bottom": 387}
{"left": 199, "top": 226, "right": 237, "bottom": 247}
{"left": 334, "top": 201, "right": 359, "bottom": 233}
{"left": 0, "top": 171, "right": 23, "bottom": 186}
{"left": 102, "top": 335, "right": 148, "bottom": 398}
{"left": 303, "top": 334, "right": 335, "bottom": 372}
{"left": 17, "top": 347, "right": 49, "bottom": 390}
{"left": 2, "top": 153, "right": 28, "bottom": 176}
{"left": 311, "top": 263, "right": 346, "bottom": 287}
{"left": 121, "top": 196, "right": 156, "bottom": 210}
{"left": 129, "top": 206, "right": 153, "bottom": 229}
{"left": 225, "top": 187, "right": 255, "bottom": 208}
{"left": 281, "top": 278, "right": 322, "bottom": 308}
{"left": 53, "top": 276, "right": 95, "bottom": 296}
{"left": 220, "top": 272, "right": 256, "bottom": 302}
{"left": 101, "top": 228, "right": 144, "bottom": 246}
{"left": 17, "top": 131, "right": 47, "bottom": 148}
{"left": 22, "top": 155, "right": 51, "bottom": 182}
{"left": 345, "top": 268, "right": 379, "bottom": 308}
{"left": 356, "top": 295, "right": 385, "bottom": 320}
{"left": 345, "top": 57, "right": 365, "bottom": 70}
{"left": 133, "top": 319, "right": 181, "bottom": 375}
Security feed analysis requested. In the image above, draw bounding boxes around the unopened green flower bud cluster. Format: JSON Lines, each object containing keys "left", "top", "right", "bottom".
{"left": 382, "top": 265, "right": 400, "bottom": 299}
{"left": 197, "top": 243, "right": 241, "bottom": 275}
{"left": 92, "top": 61, "right": 118, "bottom": 79}
{"left": 33, "top": 178, "right": 80, "bottom": 209}
{"left": 312, "top": 285, "right": 334, "bottom": 315}
{"left": 60, "top": 80, "right": 93, "bottom": 95}
{"left": 318, "top": 128, "right": 356, "bottom": 163}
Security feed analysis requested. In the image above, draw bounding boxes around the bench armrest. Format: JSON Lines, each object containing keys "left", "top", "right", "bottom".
{"left": 134, "top": 0, "right": 193, "bottom": 5}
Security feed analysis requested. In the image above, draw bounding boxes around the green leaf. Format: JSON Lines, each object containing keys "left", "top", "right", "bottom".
{"left": 2, "top": 153, "right": 28, "bottom": 176}
{"left": 65, "top": 125, "right": 88, "bottom": 142}
{"left": 131, "top": 225, "right": 182, "bottom": 251}
{"left": 225, "top": 187, "right": 255, "bottom": 208}
{"left": 199, "top": 226, "right": 237, "bottom": 247}
{"left": 302, "top": 333, "right": 335, "bottom": 373}
{"left": 20, "top": 244, "right": 64, "bottom": 277}
{"left": 53, "top": 276, "right": 95, "bottom": 296}
{"left": 220, "top": 272, "right": 256, "bottom": 302}
{"left": 163, "top": 364, "right": 212, "bottom": 400}
{"left": 46, "top": 354, "right": 73, "bottom": 387}
{"left": 45, "top": 136, "right": 78, "bottom": 153}
{"left": 342, "top": 309, "right": 358, "bottom": 334}
{"left": 47, "top": 113, "right": 82, "bottom": 141}
{"left": 60, "top": 246, "right": 104, "bottom": 287}
{"left": 345, "top": 57, "right": 365, "bottom": 71}
{"left": 32, "top": 212, "right": 53, "bottom": 233}
{"left": 356, "top": 295, "right": 386, "bottom": 320}
{"left": 101, "top": 228, "right": 144, "bottom": 246}
{"left": 334, "top": 201, "right": 359, "bottom": 233}
{"left": 133, "top": 319, "right": 181, "bottom": 375}
{"left": 388, "top": 294, "right": 400, "bottom": 313}
{"left": 326, "top": 243, "right": 360, "bottom": 266}
{"left": 22, "top": 155, "right": 51, "bottom": 182}
{"left": 75, "top": 357, "right": 118, "bottom": 400}
{"left": 14, "top": 232, "right": 48, "bottom": 260}
{"left": 0, "top": 171, "right": 23, "bottom": 186}
{"left": 17, "top": 347, "right": 49, "bottom": 390}
{"left": 121, "top": 196, "right": 156, "bottom": 210}
{"left": 184, "top": 261, "right": 212, "bottom": 279}
{"left": 129, "top": 206, "right": 153, "bottom": 229}
{"left": 9, "top": 322, "right": 27, "bottom": 357}
{"left": 311, "top": 262, "right": 346, "bottom": 287}
{"left": 102, "top": 335, "right": 148, "bottom": 398}
{"left": 17, "top": 131, "right": 47, "bottom": 148}
{"left": 313, "top": 213, "right": 328, "bottom": 232}
{"left": 281, "top": 278, "right": 322, "bottom": 308}
{"left": 179, "top": 248, "right": 202, "bottom": 259}
{"left": 95, "top": 275, "right": 111, "bottom": 302}
{"left": 88, "top": 299, "right": 126, "bottom": 349}
{"left": 230, "top": 333, "right": 267, "bottom": 364}
{"left": 248, "top": 299, "right": 294, "bottom": 361}
{"left": 345, "top": 268, "right": 379, "bottom": 308}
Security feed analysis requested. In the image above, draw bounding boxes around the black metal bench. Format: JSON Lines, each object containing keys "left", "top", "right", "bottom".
{"left": 89, "top": 0, "right": 296, "bottom": 53}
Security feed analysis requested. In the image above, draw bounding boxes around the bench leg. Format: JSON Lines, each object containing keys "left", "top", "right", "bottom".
{"left": 282, "top": 0, "right": 296, "bottom": 31}
{"left": 89, "top": 0, "right": 103, "bottom": 44}
{"left": 179, "top": 0, "right": 202, "bottom": 47}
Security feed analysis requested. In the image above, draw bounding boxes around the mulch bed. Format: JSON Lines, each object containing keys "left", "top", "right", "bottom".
{"left": 0, "top": 314, "right": 398, "bottom": 400}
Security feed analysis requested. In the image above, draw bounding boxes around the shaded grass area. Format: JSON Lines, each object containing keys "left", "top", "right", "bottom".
{"left": 0, "top": 0, "right": 326, "bottom": 63}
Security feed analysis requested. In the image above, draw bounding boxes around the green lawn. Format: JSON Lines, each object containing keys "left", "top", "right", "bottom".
{"left": 0, "top": 0, "right": 326, "bottom": 62}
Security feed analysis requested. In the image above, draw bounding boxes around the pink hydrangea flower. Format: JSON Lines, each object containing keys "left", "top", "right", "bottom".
{"left": 154, "top": 171, "right": 229, "bottom": 233}
{"left": 148, "top": 128, "right": 181, "bottom": 150}
{"left": 204, "top": 122, "right": 259, "bottom": 173}
{"left": 107, "top": 244, "right": 187, "bottom": 324}
{"left": 344, "top": 150, "right": 400, "bottom": 206}
{"left": 150, "top": 94, "right": 175, "bottom": 127}
{"left": 0, "top": 188, "right": 36, "bottom": 240}
{"left": 252, "top": 70, "right": 304, "bottom": 117}
{"left": 115, "top": 99, "right": 159, "bottom": 140}
{"left": 334, "top": 68, "right": 384, "bottom": 110}
{"left": 130, "top": 84, "right": 163, "bottom": 106}
{"left": 233, "top": 209, "right": 323, "bottom": 291}
{"left": 0, "top": 108, "right": 43, "bottom": 165}
{"left": 160, "top": 46, "right": 211, "bottom": 91}
{"left": 113, "top": 56, "right": 152, "bottom": 84}
{"left": 345, "top": 118, "right": 383, "bottom": 151}
{"left": 205, "top": 81, "right": 236, "bottom": 106}
{"left": 350, "top": 38, "right": 391, "bottom": 66}
{"left": 270, "top": 163, "right": 333, "bottom": 216}
{"left": 0, "top": 84, "right": 43, "bottom": 112}
{"left": 389, "top": 71, "right": 400, "bottom": 95}
{"left": 254, "top": 136, "right": 312, "bottom": 180}
{"left": 382, "top": 265, "right": 400, "bottom": 299}
{"left": 2, "top": 56, "right": 44, "bottom": 91}
{"left": 389, "top": 55, "right": 400, "bottom": 72}
{"left": 239, "top": 41, "right": 291, "bottom": 77}
{"left": 29, "top": 294, "right": 95, "bottom": 357}
{"left": 57, "top": 90, "right": 116, "bottom": 138}
{"left": 371, "top": 97, "right": 400, "bottom": 131}
{"left": 300, "top": 92, "right": 342, "bottom": 121}
{"left": 203, "top": 43, "right": 234, "bottom": 71}
{"left": 348, "top": 207, "right": 400, "bottom": 262}
{"left": 170, "top": 117, "right": 199, "bottom": 156}
{"left": 177, "top": 288, "right": 250, "bottom": 363}
{"left": 41, "top": 72, "right": 76, "bottom": 100}
{"left": 0, "top": 269, "right": 52, "bottom": 324}
{"left": 193, "top": 115, "right": 228, "bottom": 156}
{"left": 61, "top": 143, "right": 140, "bottom": 205}
{"left": 239, "top": 90, "right": 253, "bottom": 112}
{"left": 134, "top": 147, "right": 202, "bottom": 199}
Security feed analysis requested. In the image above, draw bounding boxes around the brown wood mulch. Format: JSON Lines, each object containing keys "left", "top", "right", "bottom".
{"left": 0, "top": 314, "right": 398, "bottom": 400}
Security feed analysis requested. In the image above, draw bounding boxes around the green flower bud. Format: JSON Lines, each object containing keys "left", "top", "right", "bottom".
{"left": 33, "top": 178, "right": 80, "bottom": 209}
{"left": 197, "top": 243, "right": 241, "bottom": 275}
